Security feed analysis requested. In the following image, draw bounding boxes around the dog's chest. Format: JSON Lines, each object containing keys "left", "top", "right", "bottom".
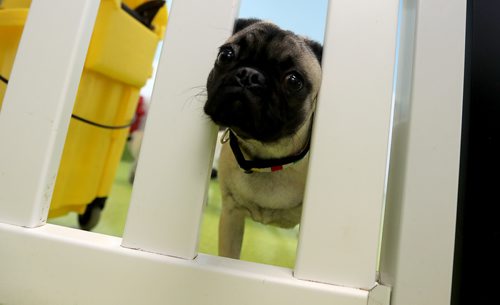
{"left": 226, "top": 158, "right": 308, "bottom": 227}
{"left": 237, "top": 169, "right": 306, "bottom": 209}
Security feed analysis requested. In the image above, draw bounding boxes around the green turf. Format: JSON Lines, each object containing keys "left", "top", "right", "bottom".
{"left": 49, "top": 155, "right": 298, "bottom": 268}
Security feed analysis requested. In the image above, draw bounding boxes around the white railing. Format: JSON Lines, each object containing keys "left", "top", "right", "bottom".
{"left": 0, "top": 0, "right": 466, "bottom": 304}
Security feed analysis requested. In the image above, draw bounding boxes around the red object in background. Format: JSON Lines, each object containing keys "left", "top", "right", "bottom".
{"left": 130, "top": 96, "right": 147, "bottom": 134}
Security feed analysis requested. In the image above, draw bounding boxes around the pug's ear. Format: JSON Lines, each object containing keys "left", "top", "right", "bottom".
{"left": 233, "top": 18, "right": 262, "bottom": 34}
{"left": 305, "top": 38, "right": 323, "bottom": 65}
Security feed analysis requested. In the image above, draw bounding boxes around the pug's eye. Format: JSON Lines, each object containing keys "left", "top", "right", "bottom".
{"left": 285, "top": 72, "right": 304, "bottom": 92}
{"left": 217, "top": 47, "right": 235, "bottom": 64}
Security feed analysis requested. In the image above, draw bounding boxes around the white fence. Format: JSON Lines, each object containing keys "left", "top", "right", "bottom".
{"left": 0, "top": 0, "right": 466, "bottom": 304}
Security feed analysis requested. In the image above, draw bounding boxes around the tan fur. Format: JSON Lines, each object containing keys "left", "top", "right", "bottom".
{"left": 216, "top": 22, "right": 322, "bottom": 259}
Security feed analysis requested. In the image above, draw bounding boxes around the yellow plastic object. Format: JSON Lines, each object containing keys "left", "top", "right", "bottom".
{"left": 0, "top": 9, "right": 27, "bottom": 105}
{"left": 0, "top": 1, "right": 167, "bottom": 218}
{"left": 0, "top": 0, "right": 32, "bottom": 9}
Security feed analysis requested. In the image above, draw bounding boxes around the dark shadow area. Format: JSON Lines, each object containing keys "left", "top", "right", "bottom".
{"left": 453, "top": 1, "right": 500, "bottom": 303}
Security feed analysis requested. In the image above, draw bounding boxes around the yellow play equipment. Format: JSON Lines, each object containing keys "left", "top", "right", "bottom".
{"left": 0, "top": 0, "right": 167, "bottom": 229}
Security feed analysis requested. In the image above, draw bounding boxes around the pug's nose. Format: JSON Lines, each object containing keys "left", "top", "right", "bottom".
{"left": 235, "top": 67, "right": 267, "bottom": 89}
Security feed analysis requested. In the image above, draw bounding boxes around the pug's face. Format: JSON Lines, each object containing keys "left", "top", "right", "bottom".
{"left": 204, "top": 19, "right": 322, "bottom": 143}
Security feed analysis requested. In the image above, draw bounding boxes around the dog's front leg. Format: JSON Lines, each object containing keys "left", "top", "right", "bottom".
{"left": 218, "top": 198, "right": 246, "bottom": 259}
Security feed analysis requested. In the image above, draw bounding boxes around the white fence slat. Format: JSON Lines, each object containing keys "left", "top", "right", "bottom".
{"left": 0, "top": 223, "right": 370, "bottom": 305}
{"left": 0, "top": 0, "right": 100, "bottom": 227}
{"left": 121, "top": 0, "right": 241, "bottom": 259}
{"left": 294, "top": 0, "right": 400, "bottom": 289}
{"left": 379, "top": 0, "right": 466, "bottom": 304}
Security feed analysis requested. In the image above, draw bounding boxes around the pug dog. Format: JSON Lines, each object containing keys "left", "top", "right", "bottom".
{"left": 204, "top": 18, "right": 322, "bottom": 259}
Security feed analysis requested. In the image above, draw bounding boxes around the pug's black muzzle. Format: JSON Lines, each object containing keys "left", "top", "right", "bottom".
{"left": 232, "top": 67, "right": 267, "bottom": 90}
{"left": 204, "top": 67, "right": 280, "bottom": 141}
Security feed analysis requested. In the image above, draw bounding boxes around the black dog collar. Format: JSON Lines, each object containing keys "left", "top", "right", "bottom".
{"left": 228, "top": 130, "right": 311, "bottom": 174}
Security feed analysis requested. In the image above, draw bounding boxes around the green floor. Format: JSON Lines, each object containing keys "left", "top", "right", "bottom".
{"left": 49, "top": 153, "right": 299, "bottom": 268}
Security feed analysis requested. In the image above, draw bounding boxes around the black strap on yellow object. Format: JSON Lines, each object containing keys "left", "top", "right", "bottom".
{"left": 0, "top": 74, "right": 8, "bottom": 84}
{"left": 71, "top": 114, "right": 133, "bottom": 130}
{"left": 0, "top": 74, "right": 131, "bottom": 130}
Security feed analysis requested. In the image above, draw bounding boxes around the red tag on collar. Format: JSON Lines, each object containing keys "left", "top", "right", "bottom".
{"left": 271, "top": 165, "right": 284, "bottom": 172}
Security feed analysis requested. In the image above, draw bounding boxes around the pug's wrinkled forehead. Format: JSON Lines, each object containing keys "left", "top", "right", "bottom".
{"left": 223, "top": 20, "right": 323, "bottom": 94}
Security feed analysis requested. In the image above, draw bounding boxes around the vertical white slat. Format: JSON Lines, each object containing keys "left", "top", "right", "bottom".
{"left": 294, "top": 0, "right": 400, "bottom": 289}
{"left": 121, "top": 0, "right": 241, "bottom": 258}
{"left": 379, "top": 0, "right": 466, "bottom": 304}
{"left": 0, "top": 0, "right": 100, "bottom": 227}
